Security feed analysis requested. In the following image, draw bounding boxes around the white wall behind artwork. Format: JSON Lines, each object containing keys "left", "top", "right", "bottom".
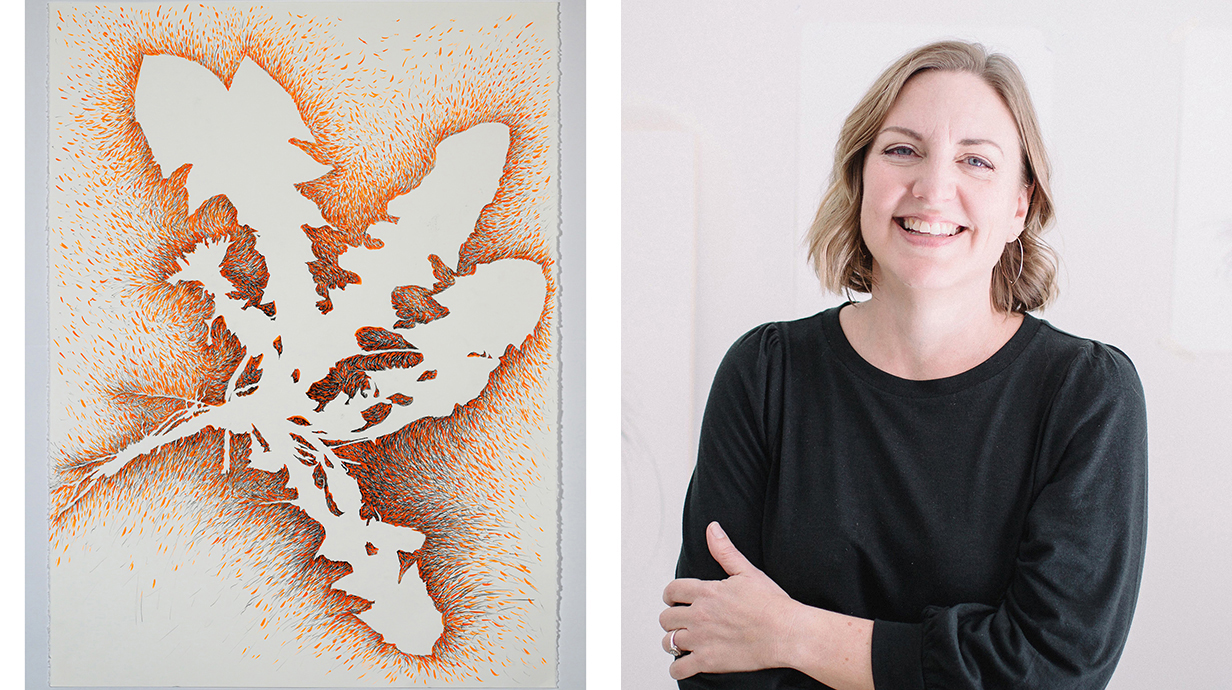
{"left": 622, "top": 1, "right": 1232, "bottom": 688}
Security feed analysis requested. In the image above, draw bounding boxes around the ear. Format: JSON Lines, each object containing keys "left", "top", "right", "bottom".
{"left": 1014, "top": 183, "right": 1033, "bottom": 230}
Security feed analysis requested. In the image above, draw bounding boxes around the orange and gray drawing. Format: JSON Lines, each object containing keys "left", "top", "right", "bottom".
{"left": 48, "top": 3, "right": 559, "bottom": 685}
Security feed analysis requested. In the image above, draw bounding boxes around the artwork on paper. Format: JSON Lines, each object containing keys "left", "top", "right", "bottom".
{"left": 48, "top": 3, "right": 559, "bottom": 685}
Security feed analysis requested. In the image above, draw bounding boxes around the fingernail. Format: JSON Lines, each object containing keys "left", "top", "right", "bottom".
{"left": 709, "top": 522, "right": 726, "bottom": 539}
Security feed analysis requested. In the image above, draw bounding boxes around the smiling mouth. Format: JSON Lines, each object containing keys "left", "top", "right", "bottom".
{"left": 896, "top": 217, "right": 966, "bottom": 237}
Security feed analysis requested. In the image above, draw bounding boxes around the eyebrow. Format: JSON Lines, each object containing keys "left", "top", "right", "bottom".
{"left": 877, "top": 126, "right": 1004, "bottom": 153}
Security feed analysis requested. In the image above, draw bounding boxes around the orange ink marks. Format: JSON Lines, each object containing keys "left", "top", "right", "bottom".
{"left": 319, "top": 437, "right": 359, "bottom": 448}
{"left": 355, "top": 326, "right": 413, "bottom": 351}
{"left": 219, "top": 226, "right": 276, "bottom": 317}
{"left": 201, "top": 317, "right": 246, "bottom": 404}
{"left": 397, "top": 549, "right": 418, "bottom": 583}
{"left": 289, "top": 432, "right": 315, "bottom": 450}
{"left": 305, "top": 351, "right": 424, "bottom": 412}
{"left": 251, "top": 425, "right": 270, "bottom": 452}
{"left": 312, "top": 463, "right": 344, "bottom": 516}
{"left": 235, "top": 353, "right": 264, "bottom": 391}
{"left": 300, "top": 222, "right": 366, "bottom": 314}
{"left": 428, "top": 254, "right": 457, "bottom": 291}
{"left": 50, "top": 3, "right": 560, "bottom": 685}
{"left": 352, "top": 402, "right": 391, "bottom": 433}
{"left": 391, "top": 285, "right": 449, "bottom": 329}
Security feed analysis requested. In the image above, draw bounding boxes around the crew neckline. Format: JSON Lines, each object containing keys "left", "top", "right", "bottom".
{"left": 819, "top": 302, "right": 1042, "bottom": 397}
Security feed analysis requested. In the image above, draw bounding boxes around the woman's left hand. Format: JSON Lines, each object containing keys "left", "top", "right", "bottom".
{"left": 659, "top": 521, "right": 803, "bottom": 680}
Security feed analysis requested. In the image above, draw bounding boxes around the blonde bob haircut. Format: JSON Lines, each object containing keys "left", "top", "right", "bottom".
{"left": 806, "top": 40, "right": 1058, "bottom": 313}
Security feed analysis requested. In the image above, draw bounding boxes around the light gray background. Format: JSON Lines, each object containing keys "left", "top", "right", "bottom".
{"left": 623, "top": 1, "right": 1232, "bottom": 688}
{"left": 26, "top": 0, "right": 586, "bottom": 688}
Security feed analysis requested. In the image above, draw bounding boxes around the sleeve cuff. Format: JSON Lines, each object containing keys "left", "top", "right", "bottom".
{"left": 872, "top": 619, "right": 925, "bottom": 690}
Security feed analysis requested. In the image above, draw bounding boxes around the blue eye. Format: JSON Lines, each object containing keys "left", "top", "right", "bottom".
{"left": 964, "top": 155, "right": 993, "bottom": 169}
{"left": 885, "top": 145, "right": 916, "bottom": 157}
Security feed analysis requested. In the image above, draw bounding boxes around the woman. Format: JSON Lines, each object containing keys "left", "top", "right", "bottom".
{"left": 659, "top": 41, "right": 1147, "bottom": 690}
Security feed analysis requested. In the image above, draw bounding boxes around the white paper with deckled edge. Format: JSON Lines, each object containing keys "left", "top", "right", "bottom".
{"left": 47, "top": 2, "right": 560, "bottom": 685}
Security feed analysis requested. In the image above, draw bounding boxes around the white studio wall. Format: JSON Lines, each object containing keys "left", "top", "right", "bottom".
{"left": 1173, "top": 27, "right": 1232, "bottom": 353}
{"left": 622, "top": 2, "right": 1232, "bottom": 689}
{"left": 622, "top": 131, "right": 698, "bottom": 671}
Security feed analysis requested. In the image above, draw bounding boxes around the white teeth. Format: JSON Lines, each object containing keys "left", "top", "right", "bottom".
{"left": 900, "top": 217, "right": 961, "bottom": 236}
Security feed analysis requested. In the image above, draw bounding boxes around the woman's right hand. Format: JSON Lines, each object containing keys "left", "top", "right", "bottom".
{"left": 660, "top": 522, "right": 874, "bottom": 690}
{"left": 659, "top": 522, "right": 803, "bottom": 679}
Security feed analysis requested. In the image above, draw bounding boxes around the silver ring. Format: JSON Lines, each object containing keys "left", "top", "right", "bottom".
{"left": 669, "top": 629, "right": 683, "bottom": 658}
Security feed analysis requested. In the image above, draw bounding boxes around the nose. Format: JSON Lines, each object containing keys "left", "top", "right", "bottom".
{"left": 911, "top": 158, "right": 957, "bottom": 203}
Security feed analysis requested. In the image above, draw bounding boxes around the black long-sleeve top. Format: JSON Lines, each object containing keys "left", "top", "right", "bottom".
{"left": 676, "top": 306, "right": 1147, "bottom": 689}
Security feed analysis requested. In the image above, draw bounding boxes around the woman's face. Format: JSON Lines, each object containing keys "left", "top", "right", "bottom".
{"left": 859, "top": 70, "right": 1030, "bottom": 299}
